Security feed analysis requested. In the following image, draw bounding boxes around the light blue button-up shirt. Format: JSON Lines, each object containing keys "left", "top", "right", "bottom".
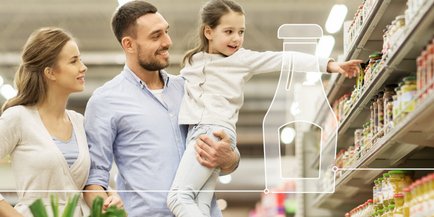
{"left": 85, "top": 66, "right": 221, "bottom": 217}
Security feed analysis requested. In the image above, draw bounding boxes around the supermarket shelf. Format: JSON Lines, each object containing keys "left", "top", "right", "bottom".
{"left": 327, "top": 0, "right": 406, "bottom": 113}
{"left": 313, "top": 83, "right": 434, "bottom": 208}
{"left": 335, "top": 0, "right": 434, "bottom": 146}
{"left": 312, "top": 1, "right": 434, "bottom": 210}
{"left": 315, "top": 0, "right": 407, "bottom": 124}
{"left": 311, "top": 0, "right": 434, "bottom": 167}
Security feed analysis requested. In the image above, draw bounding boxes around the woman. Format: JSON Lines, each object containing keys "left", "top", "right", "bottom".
{"left": 0, "top": 27, "right": 121, "bottom": 217}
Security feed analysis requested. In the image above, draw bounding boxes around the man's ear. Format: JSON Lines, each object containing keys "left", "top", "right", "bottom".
{"left": 204, "top": 25, "right": 213, "bottom": 40}
{"left": 121, "top": 36, "right": 135, "bottom": 54}
{"left": 43, "top": 67, "right": 56, "bottom": 81}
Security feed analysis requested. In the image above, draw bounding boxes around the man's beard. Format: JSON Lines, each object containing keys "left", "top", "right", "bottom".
{"left": 138, "top": 59, "right": 168, "bottom": 71}
{"left": 138, "top": 46, "right": 169, "bottom": 71}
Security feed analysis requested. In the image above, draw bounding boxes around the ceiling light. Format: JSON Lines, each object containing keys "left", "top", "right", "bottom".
{"left": 0, "top": 84, "right": 17, "bottom": 100}
{"left": 325, "top": 4, "right": 348, "bottom": 34}
{"left": 281, "top": 127, "right": 296, "bottom": 144}
{"left": 117, "top": 0, "right": 132, "bottom": 6}
{"left": 218, "top": 175, "right": 232, "bottom": 184}
{"left": 216, "top": 199, "right": 228, "bottom": 210}
{"left": 290, "top": 102, "right": 301, "bottom": 116}
{"left": 315, "top": 35, "right": 335, "bottom": 58}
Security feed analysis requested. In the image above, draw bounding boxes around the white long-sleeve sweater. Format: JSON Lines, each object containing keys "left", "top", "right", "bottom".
{"left": 0, "top": 106, "right": 90, "bottom": 217}
{"left": 178, "top": 48, "right": 328, "bottom": 131}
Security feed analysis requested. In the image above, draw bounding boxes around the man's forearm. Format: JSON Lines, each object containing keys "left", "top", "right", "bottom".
{"left": 83, "top": 185, "right": 109, "bottom": 207}
{"left": 0, "top": 200, "right": 23, "bottom": 217}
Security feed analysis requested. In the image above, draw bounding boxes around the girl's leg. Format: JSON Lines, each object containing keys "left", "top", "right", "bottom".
{"left": 167, "top": 126, "right": 215, "bottom": 217}
{"left": 196, "top": 167, "right": 220, "bottom": 215}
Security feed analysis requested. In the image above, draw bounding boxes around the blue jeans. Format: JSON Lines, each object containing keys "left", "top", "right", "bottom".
{"left": 167, "top": 124, "right": 236, "bottom": 217}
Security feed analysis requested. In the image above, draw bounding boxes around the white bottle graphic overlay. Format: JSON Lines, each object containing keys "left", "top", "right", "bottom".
{"left": 263, "top": 24, "right": 337, "bottom": 193}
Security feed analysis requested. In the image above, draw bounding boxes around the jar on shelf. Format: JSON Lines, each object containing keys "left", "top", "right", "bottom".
{"left": 416, "top": 55, "right": 424, "bottom": 100}
{"left": 428, "top": 40, "right": 434, "bottom": 91}
{"left": 410, "top": 180, "right": 422, "bottom": 216}
{"left": 400, "top": 76, "right": 417, "bottom": 114}
{"left": 389, "top": 15, "right": 406, "bottom": 52}
{"left": 369, "top": 52, "right": 383, "bottom": 77}
{"left": 382, "top": 173, "right": 392, "bottom": 207}
{"left": 383, "top": 84, "right": 397, "bottom": 134}
{"left": 428, "top": 174, "right": 434, "bottom": 214}
{"left": 389, "top": 170, "right": 410, "bottom": 196}
{"left": 402, "top": 187, "right": 411, "bottom": 217}
{"left": 386, "top": 204, "right": 395, "bottom": 217}
{"left": 393, "top": 193, "right": 404, "bottom": 217}
{"left": 371, "top": 95, "right": 378, "bottom": 135}
{"left": 393, "top": 84, "right": 403, "bottom": 123}
{"left": 377, "top": 91, "right": 384, "bottom": 137}
{"left": 419, "top": 50, "right": 429, "bottom": 101}
{"left": 420, "top": 176, "right": 431, "bottom": 216}
{"left": 354, "top": 129, "right": 363, "bottom": 155}
{"left": 363, "top": 121, "right": 373, "bottom": 151}
{"left": 377, "top": 177, "right": 385, "bottom": 209}
{"left": 374, "top": 179, "right": 381, "bottom": 211}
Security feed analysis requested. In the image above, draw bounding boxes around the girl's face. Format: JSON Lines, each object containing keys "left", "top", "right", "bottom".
{"left": 51, "top": 40, "right": 87, "bottom": 93}
{"left": 205, "top": 11, "right": 245, "bottom": 56}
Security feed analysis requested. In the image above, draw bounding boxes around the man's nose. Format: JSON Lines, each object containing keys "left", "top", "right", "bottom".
{"left": 162, "top": 33, "right": 172, "bottom": 47}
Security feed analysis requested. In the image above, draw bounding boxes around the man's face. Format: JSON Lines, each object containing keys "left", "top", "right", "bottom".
{"left": 133, "top": 13, "right": 172, "bottom": 71}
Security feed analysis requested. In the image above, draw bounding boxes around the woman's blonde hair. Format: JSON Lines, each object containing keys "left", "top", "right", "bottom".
{"left": 182, "top": 0, "right": 244, "bottom": 67}
{"left": 1, "top": 27, "right": 72, "bottom": 112}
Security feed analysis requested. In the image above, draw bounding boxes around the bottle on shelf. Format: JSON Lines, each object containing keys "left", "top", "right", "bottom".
{"left": 393, "top": 193, "right": 404, "bottom": 217}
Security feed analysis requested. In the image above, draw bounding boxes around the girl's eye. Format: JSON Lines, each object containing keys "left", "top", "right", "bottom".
{"left": 226, "top": 30, "right": 232, "bottom": 34}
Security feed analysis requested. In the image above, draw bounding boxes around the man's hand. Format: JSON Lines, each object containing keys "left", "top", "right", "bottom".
{"left": 327, "top": 59, "right": 363, "bottom": 78}
{"left": 84, "top": 185, "right": 124, "bottom": 212}
{"left": 104, "top": 192, "right": 124, "bottom": 210}
{"left": 195, "top": 130, "right": 239, "bottom": 173}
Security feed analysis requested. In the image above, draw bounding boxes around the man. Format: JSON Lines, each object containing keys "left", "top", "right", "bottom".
{"left": 83, "top": 1, "right": 239, "bottom": 217}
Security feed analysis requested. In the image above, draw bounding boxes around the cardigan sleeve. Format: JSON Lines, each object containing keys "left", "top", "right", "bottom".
{"left": 235, "top": 49, "right": 329, "bottom": 75}
{"left": 0, "top": 107, "right": 21, "bottom": 159}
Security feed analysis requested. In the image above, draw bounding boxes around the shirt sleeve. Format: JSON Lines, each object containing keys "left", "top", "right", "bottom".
{"left": 0, "top": 108, "right": 21, "bottom": 160}
{"left": 237, "top": 49, "right": 329, "bottom": 75}
{"left": 84, "top": 94, "right": 117, "bottom": 189}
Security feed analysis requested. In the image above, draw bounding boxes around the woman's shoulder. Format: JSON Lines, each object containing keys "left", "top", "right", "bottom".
{"left": 0, "top": 106, "right": 35, "bottom": 126}
{"left": 2, "top": 105, "right": 32, "bottom": 117}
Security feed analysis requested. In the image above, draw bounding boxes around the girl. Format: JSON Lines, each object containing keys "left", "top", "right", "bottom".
{"left": 0, "top": 27, "right": 122, "bottom": 217}
{"left": 167, "top": 0, "right": 362, "bottom": 216}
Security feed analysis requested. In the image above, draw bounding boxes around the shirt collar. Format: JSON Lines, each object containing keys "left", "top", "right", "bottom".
{"left": 122, "top": 65, "right": 170, "bottom": 90}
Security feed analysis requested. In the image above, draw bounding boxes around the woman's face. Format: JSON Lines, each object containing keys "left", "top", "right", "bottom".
{"left": 51, "top": 40, "right": 87, "bottom": 93}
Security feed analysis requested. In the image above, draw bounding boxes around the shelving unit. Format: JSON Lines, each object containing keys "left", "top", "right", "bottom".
{"left": 306, "top": 0, "right": 434, "bottom": 215}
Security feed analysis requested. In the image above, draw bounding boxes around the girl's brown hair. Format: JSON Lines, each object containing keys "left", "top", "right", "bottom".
{"left": 182, "top": 0, "right": 244, "bottom": 66}
{"left": 1, "top": 27, "right": 72, "bottom": 112}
